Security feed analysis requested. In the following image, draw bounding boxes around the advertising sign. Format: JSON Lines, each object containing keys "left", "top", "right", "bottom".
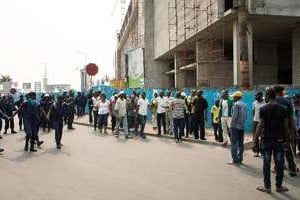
{"left": 127, "top": 48, "right": 144, "bottom": 88}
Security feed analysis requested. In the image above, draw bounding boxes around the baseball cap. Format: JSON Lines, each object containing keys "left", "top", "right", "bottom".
{"left": 232, "top": 91, "right": 243, "bottom": 98}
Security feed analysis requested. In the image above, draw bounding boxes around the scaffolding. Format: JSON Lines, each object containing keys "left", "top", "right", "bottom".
{"left": 168, "top": 0, "right": 178, "bottom": 50}
{"left": 117, "top": 0, "right": 144, "bottom": 82}
{"left": 168, "top": 0, "right": 226, "bottom": 87}
{"left": 196, "top": 0, "right": 225, "bottom": 63}
{"left": 121, "top": 0, "right": 126, "bottom": 24}
{"left": 119, "top": 0, "right": 144, "bottom": 49}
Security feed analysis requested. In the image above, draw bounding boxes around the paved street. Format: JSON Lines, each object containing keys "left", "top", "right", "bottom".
{"left": 0, "top": 124, "right": 299, "bottom": 200}
{"left": 74, "top": 115, "right": 253, "bottom": 146}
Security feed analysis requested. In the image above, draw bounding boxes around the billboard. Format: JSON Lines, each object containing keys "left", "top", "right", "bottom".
{"left": 127, "top": 48, "right": 144, "bottom": 88}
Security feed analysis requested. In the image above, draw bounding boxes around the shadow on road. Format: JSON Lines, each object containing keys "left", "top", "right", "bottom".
{"left": 6, "top": 147, "right": 71, "bottom": 163}
{"left": 280, "top": 193, "right": 300, "bottom": 200}
{"left": 176, "top": 142, "right": 193, "bottom": 149}
{"left": 41, "top": 148, "right": 71, "bottom": 157}
{"left": 8, "top": 151, "right": 40, "bottom": 163}
{"left": 236, "top": 163, "right": 262, "bottom": 178}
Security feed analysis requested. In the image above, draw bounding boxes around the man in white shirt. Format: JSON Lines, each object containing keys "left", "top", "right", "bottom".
{"left": 219, "top": 90, "right": 234, "bottom": 146}
{"left": 114, "top": 92, "right": 130, "bottom": 139}
{"left": 137, "top": 92, "right": 149, "bottom": 139}
{"left": 154, "top": 91, "right": 167, "bottom": 136}
{"left": 252, "top": 91, "right": 265, "bottom": 156}
{"left": 97, "top": 94, "right": 110, "bottom": 134}
{"left": 92, "top": 92, "right": 101, "bottom": 131}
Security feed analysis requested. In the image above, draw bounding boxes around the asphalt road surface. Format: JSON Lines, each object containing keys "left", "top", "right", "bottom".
{"left": 0, "top": 125, "right": 299, "bottom": 200}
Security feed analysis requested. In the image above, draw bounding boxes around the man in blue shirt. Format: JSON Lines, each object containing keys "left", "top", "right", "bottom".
{"left": 228, "top": 91, "right": 247, "bottom": 165}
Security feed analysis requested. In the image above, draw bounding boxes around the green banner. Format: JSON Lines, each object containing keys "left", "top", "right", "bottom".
{"left": 128, "top": 48, "right": 144, "bottom": 88}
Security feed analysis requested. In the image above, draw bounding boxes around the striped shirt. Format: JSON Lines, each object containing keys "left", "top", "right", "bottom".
{"left": 171, "top": 99, "right": 185, "bottom": 119}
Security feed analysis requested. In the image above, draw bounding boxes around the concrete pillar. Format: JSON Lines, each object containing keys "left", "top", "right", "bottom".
{"left": 293, "top": 26, "right": 300, "bottom": 86}
{"left": 144, "top": 0, "right": 170, "bottom": 88}
{"left": 233, "top": 20, "right": 253, "bottom": 87}
{"left": 196, "top": 41, "right": 208, "bottom": 87}
{"left": 174, "top": 53, "right": 185, "bottom": 89}
{"left": 233, "top": 20, "right": 240, "bottom": 86}
{"left": 247, "top": 23, "right": 254, "bottom": 87}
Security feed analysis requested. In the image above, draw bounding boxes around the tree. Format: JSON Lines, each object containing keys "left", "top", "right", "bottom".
{"left": 0, "top": 75, "right": 12, "bottom": 83}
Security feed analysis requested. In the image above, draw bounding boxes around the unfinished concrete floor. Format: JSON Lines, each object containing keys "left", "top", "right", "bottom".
{"left": 0, "top": 125, "right": 299, "bottom": 200}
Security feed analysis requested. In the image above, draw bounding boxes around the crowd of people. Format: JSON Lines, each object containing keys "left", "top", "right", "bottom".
{"left": 0, "top": 90, "right": 78, "bottom": 152}
{"left": 1, "top": 85, "right": 300, "bottom": 193}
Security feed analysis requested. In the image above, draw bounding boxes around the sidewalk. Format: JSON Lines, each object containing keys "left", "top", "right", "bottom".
{"left": 74, "top": 115, "right": 254, "bottom": 149}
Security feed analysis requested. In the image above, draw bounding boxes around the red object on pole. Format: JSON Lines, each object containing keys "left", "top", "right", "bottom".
{"left": 85, "top": 63, "right": 99, "bottom": 76}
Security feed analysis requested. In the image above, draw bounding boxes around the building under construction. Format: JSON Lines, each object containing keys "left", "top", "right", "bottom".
{"left": 115, "top": 0, "right": 300, "bottom": 89}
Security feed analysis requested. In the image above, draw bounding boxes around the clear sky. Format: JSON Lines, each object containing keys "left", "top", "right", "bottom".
{"left": 0, "top": 0, "right": 126, "bottom": 90}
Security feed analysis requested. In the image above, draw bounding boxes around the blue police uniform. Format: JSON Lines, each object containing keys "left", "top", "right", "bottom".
{"left": 14, "top": 96, "right": 24, "bottom": 130}
{"left": 66, "top": 94, "right": 75, "bottom": 129}
{"left": 40, "top": 98, "right": 53, "bottom": 132}
{"left": 3, "top": 97, "right": 16, "bottom": 134}
{"left": 22, "top": 98, "right": 41, "bottom": 151}
{"left": 49, "top": 100, "right": 67, "bottom": 149}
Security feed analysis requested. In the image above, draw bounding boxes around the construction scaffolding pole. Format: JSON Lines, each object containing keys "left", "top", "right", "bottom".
{"left": 168, "top": 0, "right": 178, "bottom": 51}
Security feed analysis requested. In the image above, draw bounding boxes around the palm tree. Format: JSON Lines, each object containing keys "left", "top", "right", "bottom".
{"left": 0, "top": 75, "right": 12, "bottom": 83}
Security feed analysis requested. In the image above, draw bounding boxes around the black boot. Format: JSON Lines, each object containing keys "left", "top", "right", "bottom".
{"left": 30, "top": 143, "right": 37, "bottom": 152}
{"left": 24, "top": 141, "right": 29, "bottom": 151}
{"left": 37, "top": 140, "right": 44, "bottom": 147}
{"left": 24, "top": 136, "right": 30, "bottom": 151}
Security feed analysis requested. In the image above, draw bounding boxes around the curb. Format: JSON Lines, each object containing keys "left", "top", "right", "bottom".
{"left": 74, "top": 121, "right": 254, "bottom": 150}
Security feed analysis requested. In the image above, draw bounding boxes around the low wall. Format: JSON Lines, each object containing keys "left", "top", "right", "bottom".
{"left": 91, "top": 85, "right": 300, "bottom": 133}
{"left": 14, "top": 85, "right": 298, "bottom": 133}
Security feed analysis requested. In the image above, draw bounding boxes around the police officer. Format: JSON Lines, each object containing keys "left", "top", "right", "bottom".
{"left": 3, "top": 95, "right": 17, "bottom": 134}
{"left": 21, "top": 92, "right": 42, "bottom": 152}
{"left": 66, "top": 90, "right": 75, "bottom": 130}
{"left": 14, "top": 95, "right": 24, "bottom": 130}
{"left": 0, "top": 98, "right": 9, "bottom": 139}
{"left": 40, "top": 94, "right": 52, "bottom": 132}
{"left": 48, "top": 96, "right": 66, "bottom": 149}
